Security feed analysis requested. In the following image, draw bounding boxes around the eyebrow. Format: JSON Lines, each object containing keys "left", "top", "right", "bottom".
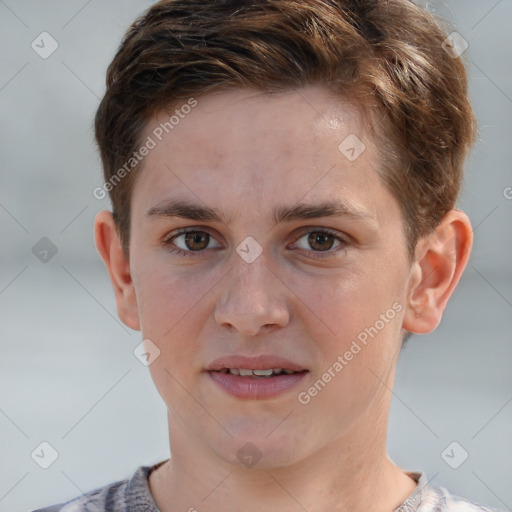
{"left": 144, "top": 199, "right": 373, "bottom": 225}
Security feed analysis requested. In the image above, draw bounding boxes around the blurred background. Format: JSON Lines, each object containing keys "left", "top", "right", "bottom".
{"left": 1, "top": 1, "right": 511, "bottom": 510}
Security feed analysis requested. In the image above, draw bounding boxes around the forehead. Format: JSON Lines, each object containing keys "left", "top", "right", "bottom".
{"left": 132, "top": 86, "right": 384, "bottom": 222}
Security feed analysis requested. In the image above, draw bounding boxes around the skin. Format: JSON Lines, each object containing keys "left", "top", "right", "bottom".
{"left": 95, "top": 85, "right": 473, "bottom": 512}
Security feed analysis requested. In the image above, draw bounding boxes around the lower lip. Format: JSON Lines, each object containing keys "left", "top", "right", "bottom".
{"left": 207, "top": 371, "right": 308, "bottom": 400}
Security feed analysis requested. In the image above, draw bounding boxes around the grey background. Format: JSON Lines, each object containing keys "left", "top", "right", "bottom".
{"left": 1, "top": 1, "right": 511, "bottom": 510}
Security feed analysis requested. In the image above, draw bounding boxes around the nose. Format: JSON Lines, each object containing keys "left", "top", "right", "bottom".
{"left": 214, "top": 254, "right": 290, "bottom": 336}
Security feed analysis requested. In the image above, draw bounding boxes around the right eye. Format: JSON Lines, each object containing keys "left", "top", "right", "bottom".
{"left": 163, "top": 229, "right": 222, "bottom": 256}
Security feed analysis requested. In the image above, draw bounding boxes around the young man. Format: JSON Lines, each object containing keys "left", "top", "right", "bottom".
{"left": 35, "top": 0, "right": 503, "bottom": 511}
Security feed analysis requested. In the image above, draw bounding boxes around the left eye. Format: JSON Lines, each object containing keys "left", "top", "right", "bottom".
{"left": 294, "top": 231, "right": 342, "bottom": 252}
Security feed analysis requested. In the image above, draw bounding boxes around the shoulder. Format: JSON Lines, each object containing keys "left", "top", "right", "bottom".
{"left": 397, "top": 472, "right": 506, "bottom": 512}
{"left": 30, "top": 478, "right": 128, "bottom": 512}
{"left": 418, "top": 483, "right": 505, "bottom": 512}
{"left": 30, "top": 465, "right": 160, "bottom": 512}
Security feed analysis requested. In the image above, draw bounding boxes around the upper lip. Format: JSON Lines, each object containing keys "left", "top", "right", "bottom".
{"left": 207, "top": 355, "right": 307, "bottom": 372}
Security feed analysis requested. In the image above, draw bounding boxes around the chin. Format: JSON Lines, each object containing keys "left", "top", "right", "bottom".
{"left": 211, "top": 419, "right": 307, "bottom": 469}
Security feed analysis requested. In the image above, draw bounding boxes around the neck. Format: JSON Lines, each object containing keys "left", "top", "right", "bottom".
{"left": 149, "top": 405, "right": 416, "bottom": 512}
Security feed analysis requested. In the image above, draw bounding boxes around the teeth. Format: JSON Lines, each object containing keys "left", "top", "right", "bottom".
{"left": 224, "top": 368, "right": 298, "bottom": 377}
{"left": 252, "top": 369, "right": 274, "bottom": 376}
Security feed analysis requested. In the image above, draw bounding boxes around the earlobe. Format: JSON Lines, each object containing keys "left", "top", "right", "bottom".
{"left": 94, "top": 210, "right": 141, "bottom": 331}
{"left": 402, "top": 210, "right": 473, "bottom": 335}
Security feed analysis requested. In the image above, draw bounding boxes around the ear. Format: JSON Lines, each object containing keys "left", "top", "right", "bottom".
{"left": 94, "top": 210, "right": 140, "bottom": 331}
{"left": 402, "top": 209, "right": 473, "bottom": 334}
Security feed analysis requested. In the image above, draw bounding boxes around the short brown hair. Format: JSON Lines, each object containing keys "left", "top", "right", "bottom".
{"left": 94, "top": 0, "right": 477, "bottom": 259}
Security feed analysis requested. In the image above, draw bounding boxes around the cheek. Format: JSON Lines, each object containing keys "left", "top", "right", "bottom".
{"left": 295, "top": 262, "right": 405, "bottom": 365}
{"left": 296, "top": 275, "right": 403, "bottom": 430}
{"left": 134, "top": 259, "right": 207, "bottom": 326}
{"left": 289, "top": 266, "right": 382, "bottom": 338}
{"left": 133, "top": 262, "right": 212, "bottom": 407}
{"left": 132, "top": 259, "right": 217, "bottom": 370}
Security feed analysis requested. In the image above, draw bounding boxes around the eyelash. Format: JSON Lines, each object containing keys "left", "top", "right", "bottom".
{"left": 162, "top": 227, "right": 349, "bottom": 259}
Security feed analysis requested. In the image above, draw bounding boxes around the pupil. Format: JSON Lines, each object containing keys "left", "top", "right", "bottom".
{"left": 308, "top": 232, "right": 334, "bottom": 251}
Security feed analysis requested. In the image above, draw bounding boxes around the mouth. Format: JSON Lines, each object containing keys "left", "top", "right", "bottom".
{"left": 206, "top": 355, "right": 309, "bottom": 399}
{"left": 213, "top": 368, "right": 304, "bottom": 377}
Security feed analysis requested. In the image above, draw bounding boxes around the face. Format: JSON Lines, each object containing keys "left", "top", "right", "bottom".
{"left": 124, "top": 86, "right": 417, "bottom": 467}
